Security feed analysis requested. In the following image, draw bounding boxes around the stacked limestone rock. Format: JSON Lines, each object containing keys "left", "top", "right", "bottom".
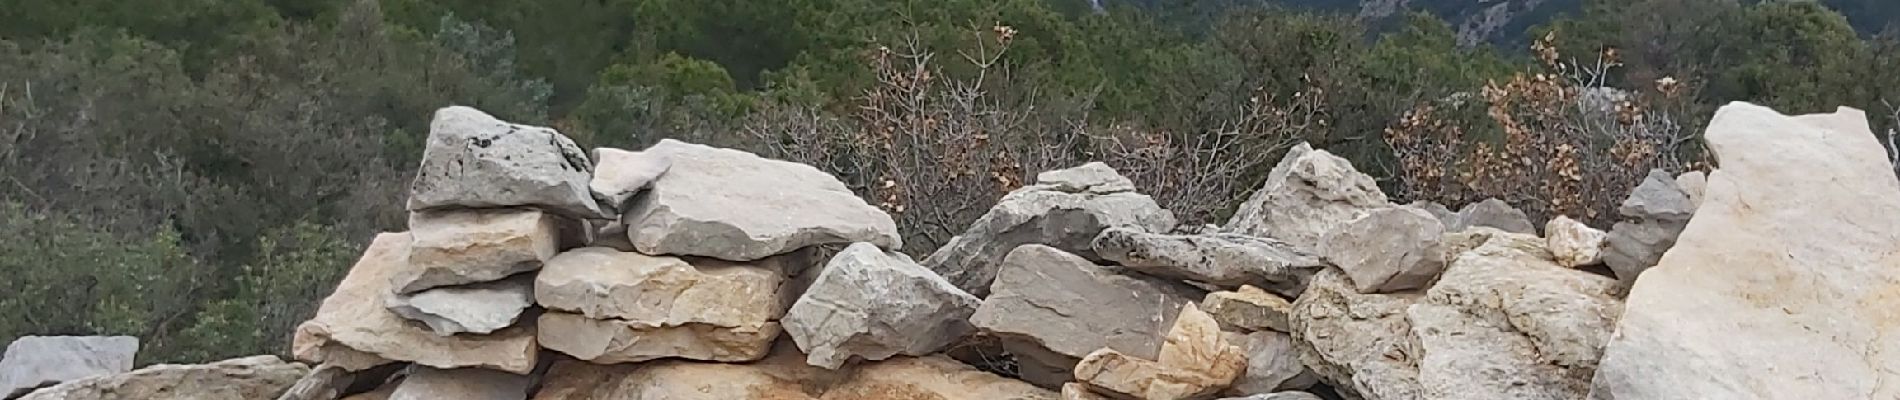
{"left": 12, "top": 101, "right": 1898, "bottom": 400}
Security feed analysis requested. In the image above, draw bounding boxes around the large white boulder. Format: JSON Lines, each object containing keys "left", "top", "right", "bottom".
{"left": 1591, "top": 103, "right": 1900, "bottom": 399}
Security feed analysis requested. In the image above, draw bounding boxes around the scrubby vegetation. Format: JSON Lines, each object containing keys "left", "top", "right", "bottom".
{"left": 1, "top": 0, "right": 1894, "bottom": 363}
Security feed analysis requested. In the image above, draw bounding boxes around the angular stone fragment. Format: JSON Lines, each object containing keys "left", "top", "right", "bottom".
{"left": 1450, "top": 198, "right": 1536, "bottom": 234}
{"left": 408, "top": 106, "right": 607, "bottom": 219}
{"left": 535, "top": 247, "right": 797, "bottom": 325}
{"left": 621, "top": 139, "right": 899, "bottom": 261}
{"left": 1225, "top": 143, "right": 1388, "bottom": 250}
{"left": 1092, "top": 228, "right": 1323, "bottom": 297}
{"left": 397, "top": 209, "right": 562, "bottom": 294}
{"left": 1544, "top": 215, "right": 1607, "bottom": 268}
{"left": 1674, "top": 170, "right": 1706, "bottom": 208}
{"left": 1072, "top": 304, "right": 1246, "bottom": 400}
{"left": 1318, "top": 206, "right": 1448, "bottom": 293}
{"left": 293, "top": 233, "right": 539, "bottom": 374}
{"left": 388, "top": 367, "right": 532, "bottom": 400}
{"left": 1201, "top": 286, "right": 1293, "bottom": 333}
{"left": 0, "top": 336, "right": 137, "bottom": 399}
{"left": 1223, "top": 331, "right": 1315, "bottom": 395}
{"left": 588, "top": 148, "right": 671, "bottom": 212}
{"left": 1592, "top": 104, "right": 1900, "bottom": 399}
{"left": 1415, "top": 231, "right": 1621, "bottom": 400}
{"left": 827, "top": 355, "right": 1058, "bottom": 400}
{"left": 924, "top": 163, "right": 1177, "bottom": 297}
{"left": 1601, "top": 169, "right": 1695, "bottom": 283}
{"left": 536, "top": 311, "right": 780, "bottom": 363}
{"left": 1061, "top": 383, "right": 1113, "bottom": 400}
{"left": 386, "top": 274, "right": 535, "bottom": 336}
{"left": 1287, "top": 269, "right": 1423, "bottom": 400}
{"left": 17, "top": 356, "right": 306, "bottom": 400}
{"left": 783, "top": 243, "right": 979, "bottom": 369}
{"left": 970, "top": 245, "right": 1202, "bottom": 387}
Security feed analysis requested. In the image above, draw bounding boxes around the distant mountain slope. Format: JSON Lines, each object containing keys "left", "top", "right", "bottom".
{"left": 1083, "top": 0, "right": 1894, "bottom": 47}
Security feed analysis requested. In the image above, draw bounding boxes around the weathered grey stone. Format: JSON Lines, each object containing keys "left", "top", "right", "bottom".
{"left": 587, "top": 221, "right": 636, "bottom": 252}
{"left": 396, "top": 209, "right": 563, "bottom": 294}
{"left": 0, "top": 336, "right": 137, "bottom": 399}
{"left": 1317, "top": 206, "right": 1448, "bottom": 294}
{"left": 17, "top": 356, "right": 306, "bottom": 400}
{"left": 1287, "top": 268, "right": 1422, "bottom": 400}
{"left": 1201, "top": 285, "right": 1293, "bottom": 333}
{"left": 783, "top": 243, "right": 979, "bottom": 369}
{"left": 536, "top": 311, "right": 780, "bottom": 364}
{"left": 1219, "top": 393, "right": 1322, "bottom": 400}
{"left": 535, "top": 247, "right": 797, "bottom": 325}
{"left": 1592, "top": 103, "right": 1900, "bottom": 399}
{"left": 1073, "top": 304, "right": 1247, "bottom": 400}
{"left": 1224, "top": 143, "right": 1388, "bottom": 250}
{"left": 924, "top": 163, "right": 1177, "bottom": 297}
{"left": 621, "top": 139, "right": 899, "bottom": 261}
{"left": 386, "top": 274, "right": 535, "bottom": 336}
{"left": 1545, "top": 215, "right": 1607, "bottom": 268}
{"left": 588, "top": 148, "right": 670, "bottom": 213}
{"left": 388, "top": 367, "right": 531, "bottom": 400}
{"left": 970, "top": 245, "right": 1202, "bottom": 388}
{"left": 1093, "top": 227, "right": 1323, "bottom": 297}
{"left": 408, "top": 106, "right": 607, "bottom": 219}
{"left": 1415, "top": 230, "right": 1622, "bottom": 400}
{"left": 1450, "top": 198, "right": 1536, "bottom": 234}
{"left": 1601, "top": 169, "right": 1694, "bottom": 283}
{"left": 1223, "top": 331, "right": 1316, "bottom": 395}
{"left": 293, "top": 233, "right": 539, "bottom": 374}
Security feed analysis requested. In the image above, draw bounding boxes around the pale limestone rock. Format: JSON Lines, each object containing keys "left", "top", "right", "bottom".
{"left": 536, "top": 311, "right": 779, "bottom": 363}
{"left": 534, "top": 247, "right": 793, "bottom": 326}
{"left": 397, "top": 209, "right": 562, "bottom": 294}
{"left": 1674, "top": 170, "right": 1706, "bottom": 208}
{"left": 1219, "top": 392, "right": 1322, "bottom": 400}
{"left": 1317, "top": 206, "right": 1448, "bottom": 293}
{"left": 386, "top": 274, "right": 534, "bottom": 336}
{"left": 1201, "top": 286, "right": 1293, "bottom": 333}
{"left": 621, "top": 139, "right": 899, "bottom": 261}
{"left": 970, "top": 245, "right": 1202, "bottom": 387}
{"left": 1544, "top": 215, "right": 1608, "bottom": 268}
{"left": 825, "top": 355, "right": 1058, "bottom": 400}
{"left": 1061, "top": 383, "right": 1113, "bottom": 400}
{"left": 1591, "top": 103, "right": 1900, "bottom": 399}
{"left": 1224, "top": 143, "right": 1388, "bottom": 250}
{"left": 387, "top": 367, "right": 531, "bottom": 400}
{"left": 1093, "top": 228, "right": 1323, "bottom": 297}
{"left": 1072, "top": 304, "right": 1246, "bottom": 400}
{"left": 925, "top": 163, "right": 1177, "bottom": 297}
{"left": 292, "top": 233, "right": 539, "bottom": 374}
{"left": 1286, "top": 269, "right": 1423, "bottom": 400}
{"left": 17, "top": 356, "right": 305, "bottom": 400}
{"left": 0, "top": 336, "right": 137, "bottom": 398}
{"left": 408, "top": 106, "right": 607, "bottom": 219}
{"left": 588, "top": 147, "right": 670, "bottom": 212}
{"left": 1415, "top": 231, "right": 1621, "bottom": 400}
{"left": 783, "top": 243, "right": 979, "bottom": 369}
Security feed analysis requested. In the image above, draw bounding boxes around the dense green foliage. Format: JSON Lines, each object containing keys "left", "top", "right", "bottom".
{"left": 0, "top": 0, "right": 1893, "bottom": 363}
